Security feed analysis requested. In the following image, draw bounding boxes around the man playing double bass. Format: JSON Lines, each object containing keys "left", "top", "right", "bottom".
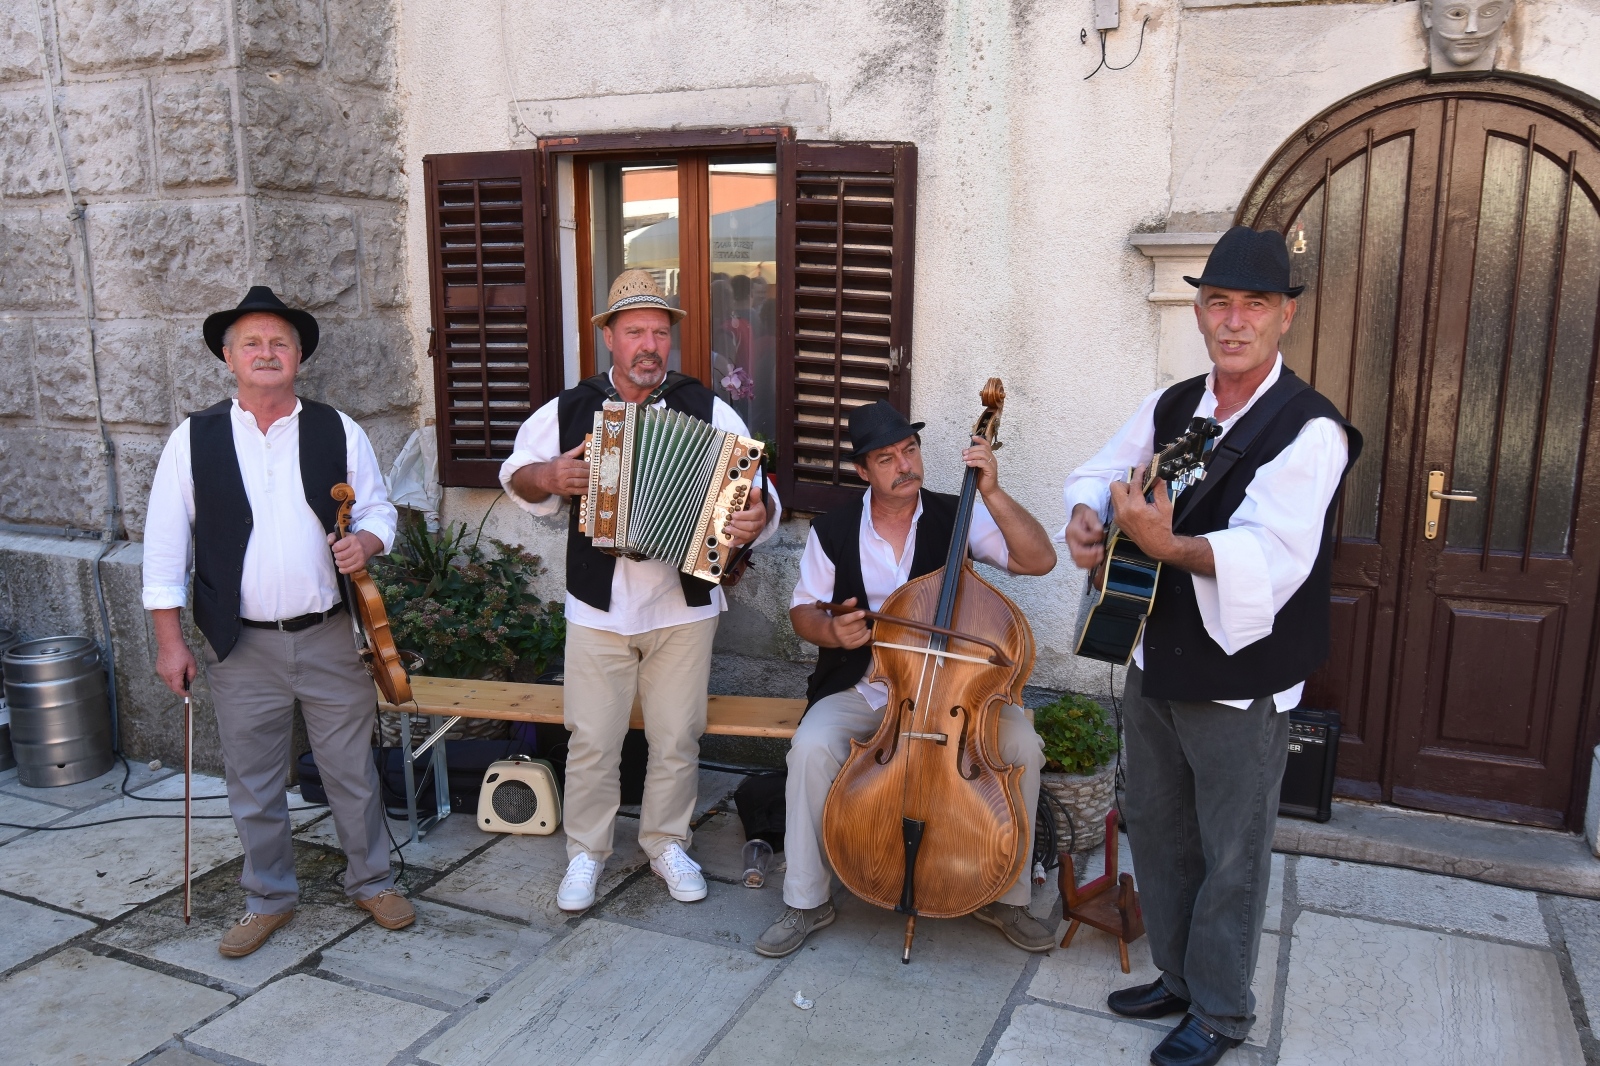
{"left": 1062, "top": 227, "right": 1359, "bottom": 1066}
{"left": 758, "top": 400, "right": 1057, "bottom": 958}
{"left": 144, "top": 287, "right": 414, "bottom": 959}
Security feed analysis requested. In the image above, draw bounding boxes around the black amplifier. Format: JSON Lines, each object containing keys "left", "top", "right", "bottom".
{"left": 1278, "top": 707, "right": 1340, "bottom": 822}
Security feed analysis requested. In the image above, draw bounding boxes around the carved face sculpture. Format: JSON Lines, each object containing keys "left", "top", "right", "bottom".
{"left": 1421, "top": 0, "right": 1513, "bottom": 71}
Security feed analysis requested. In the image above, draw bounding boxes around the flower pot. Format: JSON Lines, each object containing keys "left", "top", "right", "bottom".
{"left": 1039, "top": 759, "right": 1117, "bottom": 854}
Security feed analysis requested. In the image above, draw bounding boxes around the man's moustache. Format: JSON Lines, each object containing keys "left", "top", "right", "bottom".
{"left": 891, "top": 473, "right": 922, "bottom": 489}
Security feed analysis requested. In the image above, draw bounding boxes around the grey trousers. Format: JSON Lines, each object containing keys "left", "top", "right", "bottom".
{"left": 204, "top": 613, "right": 393, "bottom": 914}
{"left": 782, "top": 687, "right": 1044, "bottom": 911}
{"left": 1121, "top": 665, "right": 1287, "bottom": 1042}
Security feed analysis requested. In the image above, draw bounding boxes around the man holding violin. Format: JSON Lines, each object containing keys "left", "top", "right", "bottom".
{"left": 1062, "top": 228, "right": 1358, "bottom": 1066}
{"left": 144, "top": 287, "right": 414, "bottom": 959}
{"left": 759, "top": 400, "right": 1057, "bottom": 958}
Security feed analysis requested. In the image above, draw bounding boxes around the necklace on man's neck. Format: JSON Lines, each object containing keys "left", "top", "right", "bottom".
{"left": 1214, "top": 395, "right": 1250, "bottom": 421}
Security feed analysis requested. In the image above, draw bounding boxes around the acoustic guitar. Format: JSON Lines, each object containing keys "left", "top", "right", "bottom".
{"left": 1072, "top": 417, "right": 1221, "bottom": 666}
{"left": 330, "top": 484, "right": 414, "bottom": 705}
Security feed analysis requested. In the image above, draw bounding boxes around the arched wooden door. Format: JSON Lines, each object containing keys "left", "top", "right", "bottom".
{"left": 1240, "top": 75, "right": 1600, "bottom": 828}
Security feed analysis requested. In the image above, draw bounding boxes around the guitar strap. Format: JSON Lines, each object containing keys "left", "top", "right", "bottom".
{"left": 1171, "top": 369, "right": 1309, "bottom": 529}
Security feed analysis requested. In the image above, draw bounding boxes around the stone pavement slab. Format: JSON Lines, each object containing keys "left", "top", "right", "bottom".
{"left": 1278, "top": 910, "right": 1583, "bottom": 1065}
{"left": 297, "top": 806, "right": 494, "bottom": 871}
{"left": 0, "top": 894, "right": 96, "bottom": 974}
{"left": 597, "top": 863, "right": 787, "bottom": 950}
{"left": 0, "top": 789, "right": 71, "bottom": 843}
{"left": 696, "top": 768, "right": 744, "bottom": 817}
{"left": 319, "top": 898, "right": 552, "bottom": 1007}
{"left": 1031, "top": 922, "right": 1280, "bottom": 1049}
{"left": 1296, "top": 855, "right": 1549, "bottom": 944}
{"left": 424, "top": 824, "right": 646, "bottom": 929}
{"left": 0, "top": 947, "right": 232, "bottom": 1066}
{"left": 0, "top": 760, "right": 172, "bottom": 810}
{"left": 1550, "top": 895, "right": 1600, "bottom": 1028}
{"left": 991, "top": 1003, "right": 1266, "bottom": 1066}
{"left": 96, "top": 846, "right": 371, "bottom": 991}
{"left": 188, "top": 972, "right": 447, "bottom": 1066}
{"left": 689, "top": 809, "right": 750, "bottom": 882}
{"left": 421, "top": 918, "right": 772, "bottom": 1066}
{"left": 701, "top": 892, "right": 1028, "bottom": 1066}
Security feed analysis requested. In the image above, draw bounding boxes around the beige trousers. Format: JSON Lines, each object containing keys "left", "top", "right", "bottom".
{"left": 782, "top": 687, "right": 1044, "bottom": 910}
{"left": 561, "top": 618, "right": 717, "bottom": 862}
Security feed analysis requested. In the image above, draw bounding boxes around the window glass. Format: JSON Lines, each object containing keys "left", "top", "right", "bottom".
{"left": 588, "top": 161, "right": 682, "bottom": 375}
{"left": 708, "top": 158, "right": 778, "bottom": 442}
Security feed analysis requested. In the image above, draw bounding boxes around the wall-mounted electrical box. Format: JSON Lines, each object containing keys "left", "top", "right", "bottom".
{"left": 1093, "top": 0, "right": 1119, "bottom": 31}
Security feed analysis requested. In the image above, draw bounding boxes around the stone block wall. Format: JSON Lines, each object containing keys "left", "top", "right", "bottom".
{"left": 0, "top": 0, "right": 421, "bottom": 542}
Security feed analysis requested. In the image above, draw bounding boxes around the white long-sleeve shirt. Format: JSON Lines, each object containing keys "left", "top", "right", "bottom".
{"left": 1060, "top": 356, "right": 1349, "bottom": 711}
{"left": 790, "top": 488, "right": 1010, "bottom": 711}
{"left": 499, "top": 371, "right": 781, "bottom": 637}
{"left": 142, "top": 399, "right": 398, "bottom": 621}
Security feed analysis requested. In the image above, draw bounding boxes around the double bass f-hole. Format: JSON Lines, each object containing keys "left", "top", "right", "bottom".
{"left": 877, "top": 698, "right": 915, "bottom": 764}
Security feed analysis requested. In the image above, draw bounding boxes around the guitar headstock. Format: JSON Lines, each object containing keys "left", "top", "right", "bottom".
{"left": 1153, "top": 417, "right": 1222, "bottom": 485}
{"left": 972, "top": 377, "right": 1006, "bottom": 447}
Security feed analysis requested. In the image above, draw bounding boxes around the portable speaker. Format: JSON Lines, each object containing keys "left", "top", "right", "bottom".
{"left": 1278, "top": 707, "right": 1341, "bottom": 822}
{"left": 478, "top": 757, "right": 562, "bottom": 835}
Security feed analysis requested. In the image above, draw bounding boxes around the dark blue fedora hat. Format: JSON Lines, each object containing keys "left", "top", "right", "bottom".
{"left": 847, "top": 401, "right": 925, "bottom": 461}
{"left": 203, "top": 285, "right": 321, "bottom": 362}
{"left": 1184, "top": 225, "right": 1305, "bottom": 298}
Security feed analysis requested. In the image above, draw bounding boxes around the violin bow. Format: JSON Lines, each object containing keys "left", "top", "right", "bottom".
{"left": 183, "top": 686, "right": 192, "bottom": 925}
{"left": 814, "top": 602, "right": 1015, "bottom": 669}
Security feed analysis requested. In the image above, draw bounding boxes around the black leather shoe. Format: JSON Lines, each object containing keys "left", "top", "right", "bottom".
{"left": 1107, "top": 979, "right": 1190, "bottom": 1019}
{"left": 1150, "top": 1014, "right": 1244, "bottom": 1066}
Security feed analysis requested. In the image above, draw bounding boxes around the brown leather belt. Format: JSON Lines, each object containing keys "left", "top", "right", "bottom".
{"left": 241, "top": 601, "right": 345, "bottom": 632}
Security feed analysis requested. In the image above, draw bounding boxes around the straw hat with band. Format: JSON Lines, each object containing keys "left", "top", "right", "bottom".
{"left": 203, "top": 286, "right": 321, "bottom": 362}
{"left": 591, "top": 269, "right": 688, "bottom": 328}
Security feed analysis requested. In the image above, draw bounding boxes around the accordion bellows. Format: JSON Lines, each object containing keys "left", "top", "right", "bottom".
{"left": 580, "top": 401, "right": 764, "bottom": 583}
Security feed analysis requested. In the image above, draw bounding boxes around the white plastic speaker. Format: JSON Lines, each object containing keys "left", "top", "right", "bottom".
{"left": 478, "top": 757, "right": 562, "bottom": 835}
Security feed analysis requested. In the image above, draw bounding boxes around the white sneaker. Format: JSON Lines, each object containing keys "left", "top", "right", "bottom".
{"left": 557, "top": 853, "right": 603, "bottom": 912}
{"left": 651, "top": 842, "right": 707, "bottom": 902}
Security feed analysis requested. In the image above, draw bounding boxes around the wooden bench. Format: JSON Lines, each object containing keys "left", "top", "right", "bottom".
{"left": 377, "top": 677, "right": 805, "bottom": 840}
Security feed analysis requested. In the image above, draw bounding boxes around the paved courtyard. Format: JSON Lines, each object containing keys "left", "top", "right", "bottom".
{"left": 1, "top": 759, "right": 1597, "bottom": 1066}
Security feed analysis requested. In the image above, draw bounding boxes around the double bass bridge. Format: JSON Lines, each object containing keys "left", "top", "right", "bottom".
{"left": 900, "top": 731, "right": 948, "bottom": 745}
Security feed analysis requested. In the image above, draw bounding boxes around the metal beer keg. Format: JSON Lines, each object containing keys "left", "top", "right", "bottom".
{"left": 0, "top": 628, "right": 19, "bottom": 772}
{"left": 3, "top": 637, "right": 114, "bottom": 787}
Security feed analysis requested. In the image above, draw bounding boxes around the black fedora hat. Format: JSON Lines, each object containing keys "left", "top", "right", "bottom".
{"left": 847, "top": 401, "right": 925, "bottom": 461}
{"left": 1184, "top": 225, "right": 1305, "bottom": 298}
{"left": 202, "top": 286, "right": 321, "bottom": 362}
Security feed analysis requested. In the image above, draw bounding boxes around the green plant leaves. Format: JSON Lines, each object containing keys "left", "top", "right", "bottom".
{"left": 369, "top": 511, "right": 565, "bottom": 680}
{"left": 1032, "top": 693, "right": 1119, "bottom": 775}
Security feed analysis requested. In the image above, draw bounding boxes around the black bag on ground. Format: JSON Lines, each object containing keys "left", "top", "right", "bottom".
{"left": 294, "top": 735, "right": 537, "bottom": 817}
{"left": 531, "top": 723, "right": 650, "bottom": 806}
{"left": 734, "top": 771, "right": 786, "bottom": 853}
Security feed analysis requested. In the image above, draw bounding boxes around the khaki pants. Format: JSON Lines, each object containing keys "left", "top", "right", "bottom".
{"left": 782, "top": 687, "right": 1044, "bottom": 910}
{"left": 561, "top": 618, "right": 717, "bottom": 862}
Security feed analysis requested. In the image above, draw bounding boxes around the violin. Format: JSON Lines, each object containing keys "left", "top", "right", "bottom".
{"left": 820, "top": 378, "right": 1036, "bottom": 963}
{"left": 330, "top": 484, "right": 413, "bottom": 706}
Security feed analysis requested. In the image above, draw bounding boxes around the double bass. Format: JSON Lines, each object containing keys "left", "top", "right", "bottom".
{"left": 330, "top": 483, "right": 413, "bottom": 706}
{"left": 820, "top": 379, "right": 1035, "bottom": 962}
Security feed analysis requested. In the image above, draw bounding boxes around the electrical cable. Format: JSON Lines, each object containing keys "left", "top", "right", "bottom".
{"left": 1084, "top": 16, "right": 1149, "bottom": 81}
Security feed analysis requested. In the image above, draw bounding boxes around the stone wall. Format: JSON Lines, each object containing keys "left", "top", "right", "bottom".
{"left": 0, "top": 0, "right": 421, "bottom": 764}
{"left": 0, "top": 0, "right": 421, "bottom": 541}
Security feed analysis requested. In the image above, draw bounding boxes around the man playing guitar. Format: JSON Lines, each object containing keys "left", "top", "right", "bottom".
{"left": 1061, "top": 228, "right": 1360, "bottom": 1066}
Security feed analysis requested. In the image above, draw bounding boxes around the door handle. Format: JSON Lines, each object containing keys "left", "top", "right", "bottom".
{"left": 1424, "top": 470, "right": 1478, "bottom": 540}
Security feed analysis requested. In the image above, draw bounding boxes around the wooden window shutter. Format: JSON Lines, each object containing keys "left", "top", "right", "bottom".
{"left": 423, "top": 150, "right": 553, "bottom": 488}
{"left": 777, "top": 141, "right": 917, "bottom": 512}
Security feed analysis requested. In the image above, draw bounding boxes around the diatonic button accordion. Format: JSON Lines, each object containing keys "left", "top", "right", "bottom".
{"left": 579, "top": 401, "right": 765, "bottom": 583}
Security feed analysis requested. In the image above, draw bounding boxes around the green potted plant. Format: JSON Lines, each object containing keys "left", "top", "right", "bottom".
{"left": 1033, "top": 692, "right": 1121, "bottom": 854}
{"left": 368, "top": 509, "right": 565, "bottom": 742}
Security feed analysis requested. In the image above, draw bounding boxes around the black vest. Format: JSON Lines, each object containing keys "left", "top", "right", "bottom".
{"left": 1140, "top": 370, "right": 1363, "bottom": 701}
{"left": 190, "top": 398, "right": 347, "bottom": 660}
{"left": 556, "top": 372, "right": 718, "bottom": 612}
{"left": 804, "top": 490, "right": 959, "bottom": 707}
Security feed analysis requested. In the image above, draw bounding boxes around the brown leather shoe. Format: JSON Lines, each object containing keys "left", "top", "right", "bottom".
{"left": 354, "top": 888, "right": 415, "bottom": 930}
{"left": 218, "top": 910, "right": 295, "bottom": 958}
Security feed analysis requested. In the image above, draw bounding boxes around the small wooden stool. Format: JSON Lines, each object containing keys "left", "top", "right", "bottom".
{"left": 1057, "top": 809, "right": 1145, "bottom": 973}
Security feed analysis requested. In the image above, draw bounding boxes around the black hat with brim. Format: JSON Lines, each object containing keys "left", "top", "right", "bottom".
{"left": 1184, "top": 225, "right": 1306, "bottom": 298}
{"left": 847, "top": 400, "right": 925, "bottom": 462}
{"left": 202, "top": 285, "right": 321, "bottom": 362}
